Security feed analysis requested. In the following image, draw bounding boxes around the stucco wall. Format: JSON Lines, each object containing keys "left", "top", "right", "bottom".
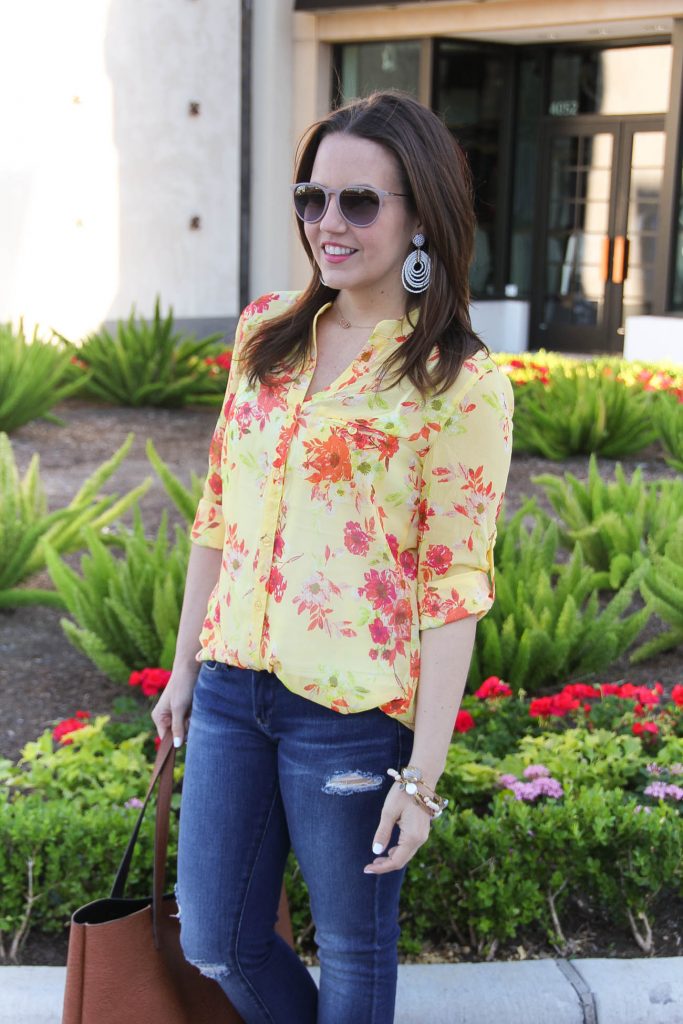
{"left": 0, "top": 0, "right": 241, "bottom": 340}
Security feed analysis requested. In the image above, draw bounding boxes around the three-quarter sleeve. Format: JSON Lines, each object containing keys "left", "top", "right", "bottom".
{"left": 416, "top": 365, "right": 514, "bottom": 629}
{"left": 190, "top": 311, "right": 248, "bottom": 550}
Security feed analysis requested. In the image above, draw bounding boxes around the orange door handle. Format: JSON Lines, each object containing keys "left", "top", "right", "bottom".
{"left": 600, "top": 236, "right": 611, "bottom": 283}
{"left": 612, "top": 235, "right": 629, "bottom": 284}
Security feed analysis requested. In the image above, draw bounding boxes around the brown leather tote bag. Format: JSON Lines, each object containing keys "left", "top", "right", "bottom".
{"left": 61, "top": 732, "right": 294, "bottom": 1024}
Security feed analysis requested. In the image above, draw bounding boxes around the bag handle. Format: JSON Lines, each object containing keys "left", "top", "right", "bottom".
{"left": 110, "top": 731, "right": 176, "bottom": 949}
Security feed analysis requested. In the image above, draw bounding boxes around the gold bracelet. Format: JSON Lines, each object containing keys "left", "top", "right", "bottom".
{"left": 387, "top": 765, "right": 449, "bottom": 819}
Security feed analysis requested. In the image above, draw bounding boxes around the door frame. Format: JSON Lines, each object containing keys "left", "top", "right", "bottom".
{"left": 531, "top": 113, "right": 665, "bottom": 354}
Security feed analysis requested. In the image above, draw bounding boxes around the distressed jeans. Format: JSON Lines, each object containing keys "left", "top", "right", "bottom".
{"left": 176, "top": 661, "right": 414, "bottom": 1024}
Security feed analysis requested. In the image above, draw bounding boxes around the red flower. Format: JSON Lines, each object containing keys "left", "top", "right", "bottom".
{"left": 671, "top": 685, "right": 683, "bottom": 707}
{"left": 562, "top": 683, "right": 602, "bottom": 700}
{"left": 53, "top": 711, "right": 92, "bottom": 745}
{"left": 633, "top": 722, "right": 659, "bottom": 738}
{"left": 529, "top": 693, "right": 580, "bottom": 718}
{"left": 454, "top": 709, "right": 475, "bottom": 733}
{"left": 129, "top": 668, "right": 171, "bottom": 698}
{"left": 475, "top": 676, "right": 513, "bottom": 699}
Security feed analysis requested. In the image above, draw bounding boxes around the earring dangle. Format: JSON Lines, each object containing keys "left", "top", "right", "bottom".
{"left": 401, "top": 233, "right": 432, "bottom": 294}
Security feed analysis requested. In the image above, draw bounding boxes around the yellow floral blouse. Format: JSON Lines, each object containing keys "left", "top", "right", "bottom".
{"left": 191, "top": 292, "right": 514, "bottom": 728}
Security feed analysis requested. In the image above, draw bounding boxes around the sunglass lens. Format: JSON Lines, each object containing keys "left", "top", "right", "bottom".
{"left": 339, "top": 188, "right": 381, "bottom": 226}
{"left": 293, "top": 185, "right": 327, "bottom": 222}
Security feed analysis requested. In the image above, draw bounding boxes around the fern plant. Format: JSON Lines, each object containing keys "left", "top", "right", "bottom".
{"left": 511, "top": 367, "right": 658, "bottom": 459}
{"left": 45, "top": 508, "right": 190, "bottom": 683}
{"left": 631, "top": 523, "right": 683, "bottom": 663}
{"left": 0, "top": 322, "right": 86, "bottom": 432}
{"left": 469, "top": 500, "right": 651, "bottom": 693}
{"left": 530, "top": 454, "right": 682, "bottom": 589}
{"left": 0, "top": 433, "right": 150, "bottom": 608}
{"left": 654, "top": 392, "right": 683, "bottom": 472}
{"left": 58, "top": 297, "right": 226, "bottom": 408}
{"left": 145, "top": 438, "right": 203, "bottom": 523}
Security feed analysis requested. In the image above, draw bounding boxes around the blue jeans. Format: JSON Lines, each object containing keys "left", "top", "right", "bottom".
{"left": 176, "top": 662, "right": 414, "bottom": 1024}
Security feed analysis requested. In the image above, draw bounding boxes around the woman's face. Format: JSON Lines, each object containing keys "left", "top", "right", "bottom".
{"left": 303, "top": 133, "right": 420, "bottom": 305}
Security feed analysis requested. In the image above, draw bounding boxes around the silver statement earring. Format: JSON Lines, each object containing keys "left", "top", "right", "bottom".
{"left": 401, "top": 233, "right": 432, "bottom": 294}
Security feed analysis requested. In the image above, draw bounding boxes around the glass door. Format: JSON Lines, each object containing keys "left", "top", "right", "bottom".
{"left": 532, "top": 118, "right": 665, "bottom": 353}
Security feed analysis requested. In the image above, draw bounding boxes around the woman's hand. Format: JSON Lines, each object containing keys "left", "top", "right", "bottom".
{"left": 363, "top": 782, "right": 432, "bottom": 875}
{"left": 151, "top": 665, "right": 198, "bottom": 747}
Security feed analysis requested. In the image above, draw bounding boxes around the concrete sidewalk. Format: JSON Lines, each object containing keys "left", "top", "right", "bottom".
{"left": 2, "top": 958, "right": 682, "bottom": 1024}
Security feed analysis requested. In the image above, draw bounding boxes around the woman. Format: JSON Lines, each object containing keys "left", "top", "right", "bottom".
{"left": 152, "top": 90, "right": 513, "bottom": 1024}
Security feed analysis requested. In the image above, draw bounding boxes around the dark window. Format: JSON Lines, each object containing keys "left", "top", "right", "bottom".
{"left": 432, "top": 41, "right": 513, "bottom": 299}
{"left": 509, "top": 53, "right": 544, "bottom": 297}
{"left": 672, "top": 159, "right": 683, "bottom": 310}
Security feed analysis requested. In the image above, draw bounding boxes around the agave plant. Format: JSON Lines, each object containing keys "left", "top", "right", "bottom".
{"left": 0, "top": 321, "right": 87, "bottom": 432}
{"left": 45, "top": 508, "right": 190, "bottom": 683}
{"left": 531, "top": 454, "right": 681, "bottom": 589}
{"left": 511, "top": 366, "right": 658, "bottom": 459}
{"left": 58, "top": 297, "right": 228, "bottom": 408}
{"left": 145, "top": 438, "right": 203, "bottom": 523}
{"left": 631, "top": 522, "right": 683, "bottom": 662}
{"left": 0, "top": 432, "right": 150, "bottom": 608}
{"left": 470, "top": 499, "right": 651, "bottom": 692}
{"left": 654, "top": 391, "right": 683, "bottom": 473}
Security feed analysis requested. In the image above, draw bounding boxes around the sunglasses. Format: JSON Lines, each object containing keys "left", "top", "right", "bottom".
{"left": 291, "top": 182, "right": 409, "bottom": 228}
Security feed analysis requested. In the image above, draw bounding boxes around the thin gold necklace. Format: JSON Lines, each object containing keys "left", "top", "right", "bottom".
{"left": 334, "top": 302, "right": 374, "bottom": 330}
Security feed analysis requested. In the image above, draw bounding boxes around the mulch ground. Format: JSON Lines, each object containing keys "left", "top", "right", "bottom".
{"left": 2, "top": 398, "right": 681, "bottom": 965}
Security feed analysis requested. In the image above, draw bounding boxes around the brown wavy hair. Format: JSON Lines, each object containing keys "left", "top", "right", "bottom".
{"left": 241, "top": 90, "right": 488, "bottom": 398}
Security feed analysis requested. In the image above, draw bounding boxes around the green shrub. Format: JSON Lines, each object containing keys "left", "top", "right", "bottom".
{"left": 0, "top": 432, "right": 149, "bottom": 609}
{"left": 0, "top": 321, "right": 86, "bottom": 432}
{"left": 146, "top": 438, "right": 203, "bottom": 523}
{"left": 511, "top": 367, "right": 658, "bottom": 459}
{"left": 631, "top": 523, "right": 683, "bottom": 662}
{"left": 470, "top": 501, "right": 651, "bottom": 692}
{"left": 2, "top": 690, "right": 681, "bottom": 960}
{"left": 1, "top": 717, "right": 160, "bottom": 808}
{"left": 398, "top": 788, "right": 682, "bottom": 957}
{"left": 531, "top": 453, "right": 682, "bottom": 589}
{"left": 45, "top": 508, "right": 189, "bottom": 683}
{"left": 655, "top": 392, "right": 683, "bottom": 472}
{"left": 58, "top": 297, "right": 227, "bottom": 408}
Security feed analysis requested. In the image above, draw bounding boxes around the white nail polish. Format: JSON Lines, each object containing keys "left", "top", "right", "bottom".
{"left": 173, "top": 736, "right": 182, "bottom": 748}
{"left": 373, "top": 842, "right": 384, "bottom": 855}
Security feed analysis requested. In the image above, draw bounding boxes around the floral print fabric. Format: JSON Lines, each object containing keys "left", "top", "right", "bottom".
{"left": 191, "top": 292, "right": 514, "bottom": 728}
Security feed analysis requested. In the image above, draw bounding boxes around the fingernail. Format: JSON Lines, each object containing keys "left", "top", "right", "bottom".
{"left": 364, "top": 867, "right": 375, "bottom": 874}
{"left": 372, "top": 842, "right": 384, "bottom": 855}
{"left": 173, "top": 736, "right": 182, "bottom": 748}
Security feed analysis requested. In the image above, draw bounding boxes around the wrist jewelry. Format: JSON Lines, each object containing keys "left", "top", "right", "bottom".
{"left": 387, "top": 765, "right": 449, "bottom": 819}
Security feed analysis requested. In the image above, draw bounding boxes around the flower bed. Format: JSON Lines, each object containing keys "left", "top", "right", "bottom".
{"left": 2, "top": 671, "right": 681, "bottom": 963}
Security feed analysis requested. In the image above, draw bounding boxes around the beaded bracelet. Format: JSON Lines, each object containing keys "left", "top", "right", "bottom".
{"left": 387, "top": 765, "right": 449, "bottom": 819}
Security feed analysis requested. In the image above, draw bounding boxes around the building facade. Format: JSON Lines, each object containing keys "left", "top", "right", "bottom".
{"left": 254, "top": 0, "right": 683, "bottom": 358}
{"left": 3, "top": 0, "right": 683, "bottom": 360}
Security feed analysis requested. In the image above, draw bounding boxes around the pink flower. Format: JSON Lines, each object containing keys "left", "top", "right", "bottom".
{"left": 424, "top": 544, "right": 453, "bottom": 577}
{"left": 523, "top": 764, "right": 551, "bottom": 780}
{"left": 369, "top": 618, "right": 390, "bottom": 645}
{"left": 344, "top": 521, "right": 370, "bottom": 556}
{"left": 671, "top": 685, "right": 683, "bottom": 707}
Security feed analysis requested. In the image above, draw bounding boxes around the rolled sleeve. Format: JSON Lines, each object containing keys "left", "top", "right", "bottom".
{"left": 416, "top": 366, "right": 514, "bottom": 629}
